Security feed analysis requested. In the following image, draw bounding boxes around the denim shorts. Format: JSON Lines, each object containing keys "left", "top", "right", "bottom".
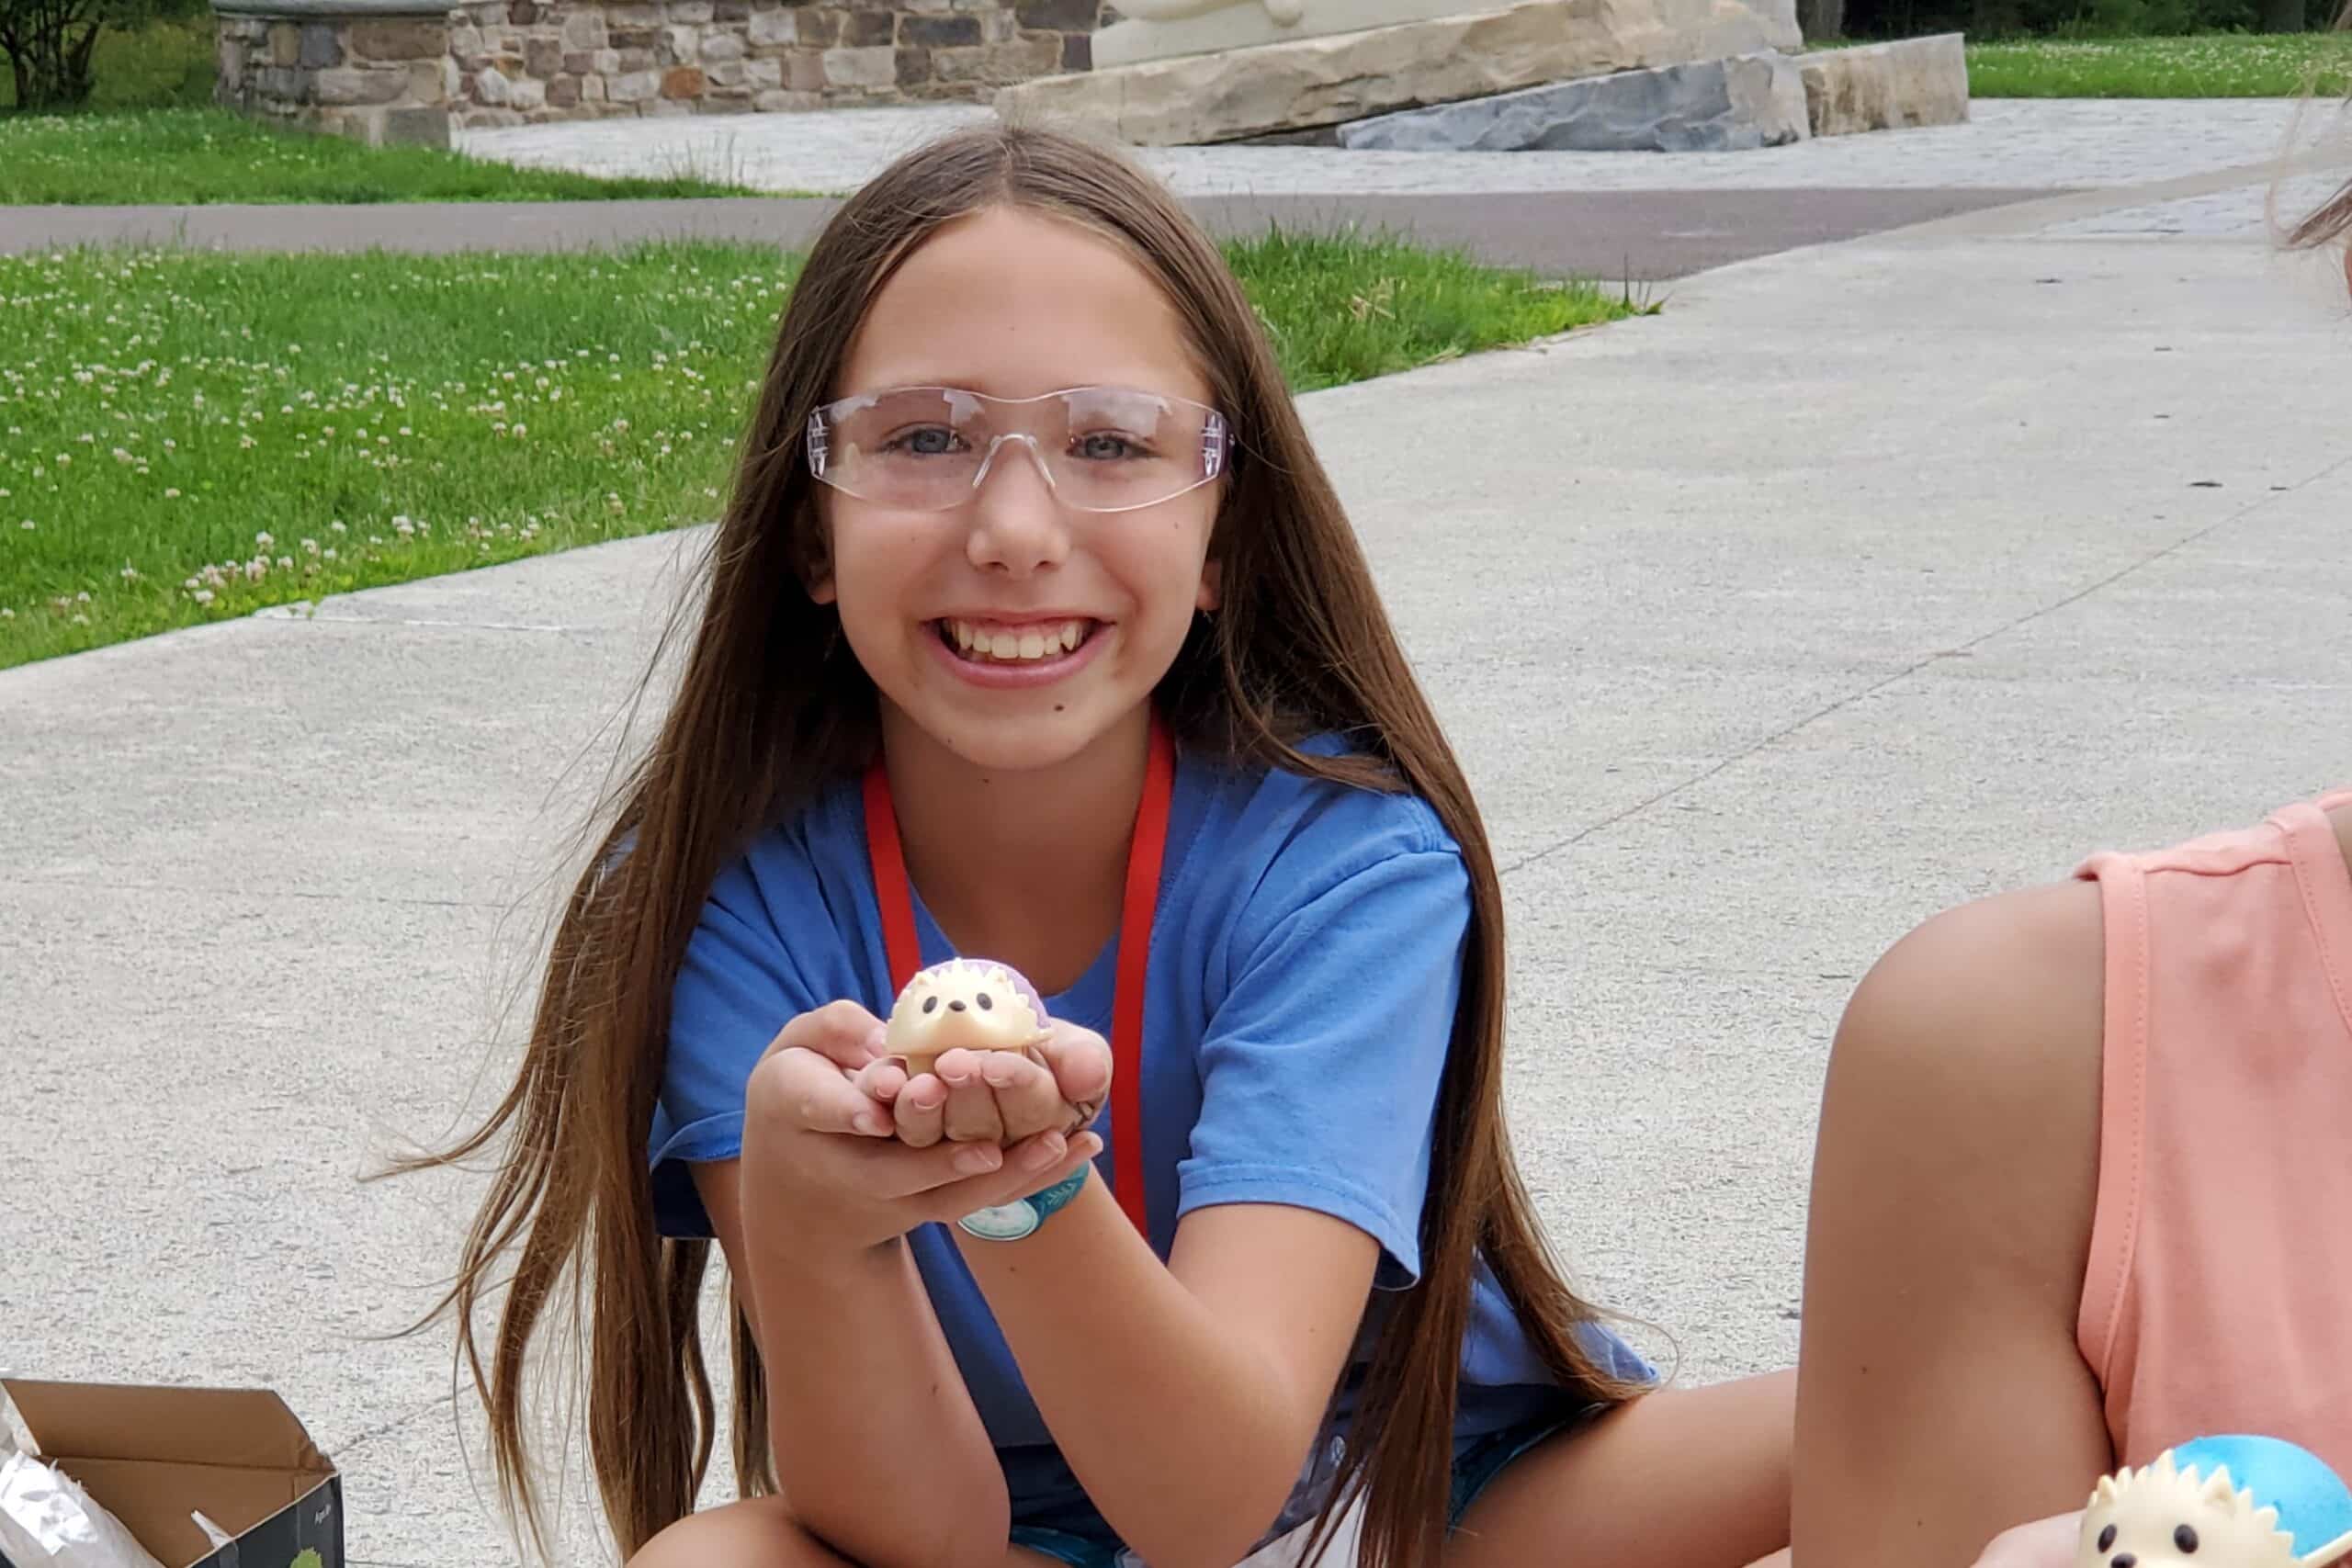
{"left": 1008, "top": 1411, "right": 1576, "bottom": 1568}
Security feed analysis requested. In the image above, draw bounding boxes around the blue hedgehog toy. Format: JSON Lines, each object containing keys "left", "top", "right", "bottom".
{"left": 2076, "top": 1437, "right": 2352, "bottom": 1567}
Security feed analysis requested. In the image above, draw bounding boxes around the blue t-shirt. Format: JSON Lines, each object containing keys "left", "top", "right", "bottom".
{"left": 650, "top": 735, "right": 1654, "bottom": 1535}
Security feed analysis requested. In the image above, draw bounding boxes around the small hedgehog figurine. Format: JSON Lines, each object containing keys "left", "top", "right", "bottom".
{"left": 2078, "top": 1438, "right": 2352, "bottom": 1568}
{"left": 884, "top": 957, "right": 1053, "bottom": 1079}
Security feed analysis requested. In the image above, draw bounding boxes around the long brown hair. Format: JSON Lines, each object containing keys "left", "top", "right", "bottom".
{"left": 2284, "top": 0, "right": 2351, "bottom": 251}
{"left": 401, "top": 122, "right": 1644, "bottom": 1568}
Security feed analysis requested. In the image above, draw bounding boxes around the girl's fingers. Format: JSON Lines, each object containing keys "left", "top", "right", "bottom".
{"left": 935, "top": 1050, "right": 1008, "bottom": 1144}
{"left": 765, "top": 999, "right": 888, "bottom": 1070}
{"left": 893, "top": 1072, "right": 947, "bottom": 1149}
{"left": 853, "top": 1057, "right": 909, "bottom": 1105}
{"left": 1035, "top": 1022, "right": 1114, "bottom": 1111}
{"left": 762, "top": 1047, "right": 894, "bottom": 1138}
{"left": 981, "top": 1049, "right": 1077, "bottom": 1143}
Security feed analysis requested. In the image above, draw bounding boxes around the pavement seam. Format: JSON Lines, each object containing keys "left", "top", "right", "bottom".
{"left": 1498, "top": 448, "right": 2352, "bottom": 879}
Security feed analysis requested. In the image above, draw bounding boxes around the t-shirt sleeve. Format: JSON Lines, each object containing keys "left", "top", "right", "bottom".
{"left": 650, "top": 852, "right": 831, "bottom": 1238}
{"left": 1176, "top": 811, "right": 1472, "bottom": 1289}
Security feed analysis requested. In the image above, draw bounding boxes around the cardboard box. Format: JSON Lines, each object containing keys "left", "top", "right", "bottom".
{"left": 2, "top": 1381, "right": 342, "bottom": 1568}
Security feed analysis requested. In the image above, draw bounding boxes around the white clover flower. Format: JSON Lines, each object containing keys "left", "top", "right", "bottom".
{"left": 120, "top": 564, "right": 138, "bottom": 581}
{"left": 191, "top": 590, "right": 213, "bottom": 605}
{"left": 164, "top": 488, "right": 180, "bottom": 498}
{"left": 255, "top": 531, "right": 274, "bottom": 547}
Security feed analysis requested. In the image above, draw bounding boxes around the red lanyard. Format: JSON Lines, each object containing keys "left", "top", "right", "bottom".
{"left": 862, "top": 712, "right": 1175, "bottom": 1235}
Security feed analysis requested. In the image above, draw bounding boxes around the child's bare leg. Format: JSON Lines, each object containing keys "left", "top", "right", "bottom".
{"left": 1444, "top": 1369, "right": 1793, "bottom": 1568}
{"left": 624, "top": 1495, "right": 1067, "bottom": 1568}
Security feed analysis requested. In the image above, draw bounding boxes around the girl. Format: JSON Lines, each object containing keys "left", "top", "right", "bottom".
{"left": 417, "top": 125, "right": 1792, "bottom": 1568}
{"left": 1789, "top": 53, "right": 2352, "bottom": 1567}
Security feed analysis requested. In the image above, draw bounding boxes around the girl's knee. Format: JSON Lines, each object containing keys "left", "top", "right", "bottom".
{"left": 628, "top": 1496, "right": 846, "bottom": 1568}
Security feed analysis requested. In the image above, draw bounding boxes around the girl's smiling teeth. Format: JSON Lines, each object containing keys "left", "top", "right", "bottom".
{"left": 939, "top": 617, "right": 1096, "bottom": 663}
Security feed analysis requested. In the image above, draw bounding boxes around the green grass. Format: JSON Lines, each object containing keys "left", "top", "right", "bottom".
{"left": 0, "top": 107, "right": 762, "bottom": 205}
{"left": 1964, "top": 32, "right": 2352, "bottom": 95}
{"left": 0, "top": 231, "right": 1640, "bottom": 669}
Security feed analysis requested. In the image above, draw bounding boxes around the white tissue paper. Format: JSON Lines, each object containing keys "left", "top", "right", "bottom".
{"left": 0, "top": 1449, "right": 168, "bottom": 1568}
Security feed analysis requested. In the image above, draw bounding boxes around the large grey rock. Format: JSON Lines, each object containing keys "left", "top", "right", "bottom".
{"left": 1337, "top": 50, "right": 1808, "bottom": 151}
{"left": 995, "top": 0, "right": 1803, "bottom": 145}
{"left": 1797, "top": 31, "right": 1968, "bottom": 137}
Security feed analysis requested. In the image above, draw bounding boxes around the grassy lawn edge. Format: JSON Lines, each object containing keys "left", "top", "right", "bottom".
{"left": 0, "top": 229, "right": 1651, "bottom": 670}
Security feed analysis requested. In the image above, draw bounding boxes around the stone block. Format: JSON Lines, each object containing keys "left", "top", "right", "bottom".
{"left": 897, "top": 42, "right": 931, "bottom": 81}
{"left": 561, "top": 10, "right": 607, "bottom": 49}
{"left": 979, "top": 10, "right": 1017, "bottom": 40}
{"left": 594, "top": 46, "right": 624, "bottom": 70}
{"left": 617, "top": 44, "right": 657, "bottom": 66}
{"left": 582, "top": 70, "right": 607, "bottom": 98}
{"left": 1337, "top": 50, "right": 1807, "bottom": 151}
{"left": 662, "top": 63, "right": 706, "bottom": 93}
{"left": 840, "top": 9, "right": 894, "bottom": 44}
{"left": 787, "top": 8, "right": 836, "bottom": 43}
{"left": 786, "top": 48, "right": 824, "bottom": 85}
{"left": 1060, "top": 30, "right": 1089, "bottom": 68}
{"left": 747, "top": 6, "right": 797, "bottom": 42}
{"left": 450, "top": 21, "right": 484, "bottom": 54}
{"left": 267, "top": 21, "right": 300, "bottom": 65}
{"left": 315, "top": 65, "right": 410, "bottom": 104}
{"left": 252, "top": 62, "right": 303, "bottom": 100}
{"left": 672, "top": 0, "right": 717, "bottom": 18}
{"left": 1797, "top": 31, "right": 1968, "bottom": 136}
{"left": 660, "top": 22, "right": 699, "bottom": 60}
{"left": 384, "top": 103, "right": 452, "bottom": 144}
{"left": 702, "top": 92, "right": 754, "bottom": 108}
{"left": 901, "top": 12, "right": 978, "bottom": 44}
{"left": 475, "top": 62, "right": 513, "bottom": 101}
{"left": 466, "top": 1, "right": 509, "bottom": 25}
{"left": 510, "top": 73, "right": 548, "bottom": 106}
{"left": 704, "top": 56, "right": 747, "bottom": 84}
{"left": 509, "top": 0, "right": 539, "bottom": 24}
{"left": 998, "top": 0, "right": 1803, "bottom": 144}
{"left": 545, "top": 70, "right": 582, "bottom": 103}
{"left": 604, "top": 2, "right": 662, "bottom": 25}
{"left": 348, "top": 17, "right": 446, "bottom": 60}
{"left": 699, "top": 28, "right": 748, "bottom": 59}
{"left": 755, "top": 85, "right": 820, "bottom": 107}
{"left": 1014, "top": 0, "right": 1094, "bottom": 32}
{"left": 718, "top": 0, "right": 752, "bottom": 18}
{"left": 610, "top": 66, "right": 662, "bottom": 98}
{"left": 408, "top": 57, "right": 447, "bottom": 100}
{"left": 742, "top": 54, "right": 784, "bottom": 84}
{"left": 931, "top": 35, "right": 1056, "bottom": 81}
{"left": 298, "top": 22, "right": 342, "bottom": 68}
{"left": 822, "top": 42, "right": 895, "bottom": 84}
{"left": 215, "top": 36, "right": 247, "bottom": 95}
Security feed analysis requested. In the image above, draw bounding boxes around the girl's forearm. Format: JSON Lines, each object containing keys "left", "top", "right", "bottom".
{"left": 956, "top": 1179, "right": 1320, "bottom": 1568}
{"left": 744, "top": 1229, "right": 1010, "bottom": 1568}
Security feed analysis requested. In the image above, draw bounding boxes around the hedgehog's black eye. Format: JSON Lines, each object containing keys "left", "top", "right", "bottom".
{"left": 2098, "top": 1525, "right": 2117, "bottom": 1552}
{"left": 977, "top": 992, "right": 993, "bottom": 1010}
{"left": 2175, "top": 1526, "right": 2199, "bottom": 1553}
{"left": 922, "top": 996, "right": 939, "bottom": 1014}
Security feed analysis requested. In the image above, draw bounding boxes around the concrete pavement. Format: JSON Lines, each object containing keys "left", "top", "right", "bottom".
{"left": 5, "top": 137, "right": 2352, "bottom": 1566}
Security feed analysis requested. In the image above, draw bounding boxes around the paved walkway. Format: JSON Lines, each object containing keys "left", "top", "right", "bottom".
{"left": 6, "top": 98, "right": 2351, "bottom": 1568}
{"left": 458, "top": 97, "right": 2339, "bottom": 199}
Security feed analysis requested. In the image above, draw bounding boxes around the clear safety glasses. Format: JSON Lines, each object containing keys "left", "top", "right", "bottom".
{"left": 806, "top": 385, "right": 1230, "bottom": 514}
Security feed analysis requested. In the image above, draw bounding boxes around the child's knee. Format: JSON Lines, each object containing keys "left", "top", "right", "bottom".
{"left": 627, "top": 1496, "right": 842, "bottom": 1568}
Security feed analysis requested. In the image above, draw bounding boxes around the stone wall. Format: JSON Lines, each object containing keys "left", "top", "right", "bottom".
{"left": 448, "top": 0, "right": 1099, "bottom": 125}
{"left": 214, "top": 0, "right": 455, "bottom": 147}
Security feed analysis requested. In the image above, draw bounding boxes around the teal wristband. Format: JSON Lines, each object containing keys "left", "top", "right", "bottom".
{"left": 956, "top": 1163, "right": 1091, "bottom": 1242}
